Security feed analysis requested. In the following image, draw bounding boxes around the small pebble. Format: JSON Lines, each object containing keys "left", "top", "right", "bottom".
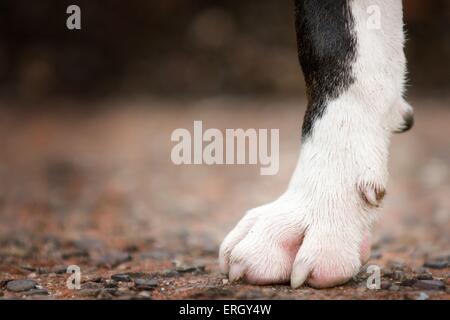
{"left": 174, "top": 263, "right": 206, "bottom": 274}
{"left": 138, "top": 291, "right": 152, "bottom": 299}
{"left": 424, "top": 260, "right": 448, "bottom": 269}
{"left": 20, "top": 265, "right": 36, "bottom": 272}
{"left": 78, "top": 288, "right": 101, "bottom": 297}
{"left": 134, "top": 278, "right": 158, "bottom": 291}
{"left": 172, "top": 259, "right": 206, "bottom": 272}
{"left": 413, "top": 280, "right": 446, "bottom": 291}
{"left": 175, "top": 265, "right": 197, "bottom": 273}
{"left": 6, "top": 280, "right": 37, "bottom": 292}
{"left": 416, "top": 292, "right": 429, "bottom": 300}
{"left": 52, "top": 265, "right": 68, "bottom": 274}
{"left": 404, "top": 292, "right": 426, "bottom": 300}
{"left": 111, "top": 273, "right": 132, "bottom": 282}
{"left": 400, "top": 278, "right": 416, "bottom": 286}
{"left": 83, "top": 276, "right": 103, "bottom": 283}
{"left": 81, "top": 281, "right": 103, "bottom": 290}
{"left": 416, "top": 273, "right": 433, "bottom": 281}
{"left": 222, "top": 279, "right": 229, "bottom": 285}
{"left": 159, "top": 269, "right": 180, "bottom": 278}
{"left": 104, "top": 280, "right": 119, "bottom": 288}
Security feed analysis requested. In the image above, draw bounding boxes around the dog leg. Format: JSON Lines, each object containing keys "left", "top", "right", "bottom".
{"left": 220, "top": 0, "right": 407, "bottom": 288}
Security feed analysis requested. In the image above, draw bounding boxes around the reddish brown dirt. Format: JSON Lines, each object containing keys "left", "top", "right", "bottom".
{"left": 0, "top": 98, "right": 449, "bottom": 300}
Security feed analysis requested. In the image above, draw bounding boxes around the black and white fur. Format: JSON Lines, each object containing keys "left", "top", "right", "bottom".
{"left": 219, "top": 0, "right": 414, "bottom": 288}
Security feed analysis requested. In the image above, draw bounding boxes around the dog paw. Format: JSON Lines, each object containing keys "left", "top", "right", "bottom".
{"left": 219, "top": 196, "right": 372, "bottom": 288}
{"left": 291, "top": 229, "right": 371, "bottom": 289}
{"left": 221, "top": 212, "right": 304, "bottom": 285}
{"left": 219, "top": 199, "right": 304, "bottom": 284}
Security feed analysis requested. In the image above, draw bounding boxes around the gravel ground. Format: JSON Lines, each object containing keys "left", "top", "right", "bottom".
{"left": 0, "top": 97, "right": 449, "bottom": 300}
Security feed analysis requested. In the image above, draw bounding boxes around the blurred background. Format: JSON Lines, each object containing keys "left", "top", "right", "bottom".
{"left": 0, "top": 1, "right": 449, "bottom": 299}
{"left": 0, "top": 0, "right": 449, "bottom": 101}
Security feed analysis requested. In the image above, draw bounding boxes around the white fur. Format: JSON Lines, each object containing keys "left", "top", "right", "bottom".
{"left": 219, "top": 0, "right": 411, "bottom": 288}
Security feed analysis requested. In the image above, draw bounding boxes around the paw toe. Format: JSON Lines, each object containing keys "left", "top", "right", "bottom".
{"left": 290, "top": 261, "right": 312, "bottom": 289}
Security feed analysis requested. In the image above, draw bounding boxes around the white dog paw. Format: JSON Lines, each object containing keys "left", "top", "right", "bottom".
{"left": 219, "top": 198, "right": 372, "bottom": 288}
{"left": 219, "top": 207, "right": 263, "bottom": 274}
{"left": 222, "top": 208, "right": 304, "bottom": 285}
{"left": 291, "top": 228, "right": 371, "bottom": 289}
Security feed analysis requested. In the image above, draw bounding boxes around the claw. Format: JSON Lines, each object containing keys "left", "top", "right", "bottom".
{"left": 229, "top": 264, "right": 246, "bottom": 282}
{"left": 291, "top": 261, "right": 311, "bottom": 289}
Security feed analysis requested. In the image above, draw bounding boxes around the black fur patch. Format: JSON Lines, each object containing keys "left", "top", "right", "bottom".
{"left": 294, "top": 0, "right": 357, "bottom": 138}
